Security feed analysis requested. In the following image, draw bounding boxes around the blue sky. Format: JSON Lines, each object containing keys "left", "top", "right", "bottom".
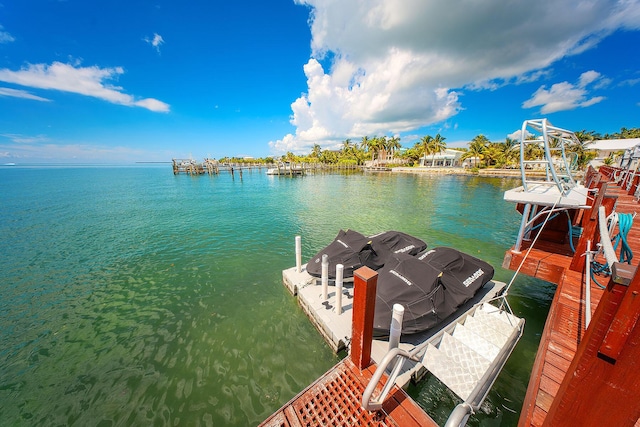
{"left": 1, "top": 0, "right": 639, "bottom": 163}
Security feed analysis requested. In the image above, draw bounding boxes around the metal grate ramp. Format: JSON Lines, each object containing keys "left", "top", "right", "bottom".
{"left": 260, "top": 358, "right": 438, "bottom": 427}
{"left": 422, "top": 303, "right": 524, "bottom": 401}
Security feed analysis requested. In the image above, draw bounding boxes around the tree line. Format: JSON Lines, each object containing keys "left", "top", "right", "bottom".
{"left": 219, "top": 127, "right": 639, "bottom": 170}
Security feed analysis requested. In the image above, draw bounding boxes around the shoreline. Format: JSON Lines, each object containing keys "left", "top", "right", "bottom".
{"left": 391, "top": 166, "right": 523, "bottom": 177}
{"left": 390, "top": 166, "right": 583, "bottom": 179}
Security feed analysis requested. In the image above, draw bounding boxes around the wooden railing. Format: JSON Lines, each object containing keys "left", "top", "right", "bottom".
{"left": 542, "top": 261, "right": 640, "bottom": 426}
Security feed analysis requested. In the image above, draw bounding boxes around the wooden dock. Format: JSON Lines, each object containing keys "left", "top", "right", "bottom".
{"left": 259, "top": 357, "right": 437, "bottom": 427}
{"left": 261, "top": 267, "right": 439, "bottom": 427}
{"left": 503, "top": 165, "right": 640, "bottom": 426}
{"left": 171, "top": 158, "right": 268, "bottom": 175}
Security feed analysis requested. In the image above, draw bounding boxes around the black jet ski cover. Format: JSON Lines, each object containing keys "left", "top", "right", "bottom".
{"left": 373, "top": 254, "right": 446, "bottom": 336}
{"left": 418, "top": 247, "right": 494, "bottom": 307}
{"left": 363, "top": 231, "right": 428, "bottom": 271}
{"left": 306, "top": 229, "right": 370, "bottom": 279}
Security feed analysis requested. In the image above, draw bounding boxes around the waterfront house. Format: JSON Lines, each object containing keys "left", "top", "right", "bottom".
{"left": 419, "top": 149, "right": 463, "bottom": 167}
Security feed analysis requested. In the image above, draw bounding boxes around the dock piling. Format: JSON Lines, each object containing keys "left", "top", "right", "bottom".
{"left": 335, "top": 264, "right": 344, "bottom": 314}
{"left": 321, "top": 254, "right": 329, "bottom": 301}
{"left": 389, "top": 304, "right": 405, "bottom": 351}
{"left": 351, "top": 266, "right": 378, "bottom": 370}
{"left": 295, "top": 236, "right": 302, "bottom": 273}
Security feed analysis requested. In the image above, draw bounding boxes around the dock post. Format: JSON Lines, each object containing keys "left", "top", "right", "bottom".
{"left": 295, "top": 236, "right": 302, "bottom": 273}
{"left": 351, "top": 266, "right": 378, "bottom": 370}
{"left": 321, "top": 254, "right": 329, "bottom": 301}
{"left": 335, "top": 264, "right": 344, "bottom": 315}
{"left": 388, "top": 304, "right": 405, "bottom": 351}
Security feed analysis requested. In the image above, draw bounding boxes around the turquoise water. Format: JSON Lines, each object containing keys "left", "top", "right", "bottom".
{"left": 0, "top": 166, "right": 554, "bottom": 426}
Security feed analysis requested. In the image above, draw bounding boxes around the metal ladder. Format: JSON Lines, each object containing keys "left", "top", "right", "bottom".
{"left": 362, "top": 301, "right": 524, "bottom": 426}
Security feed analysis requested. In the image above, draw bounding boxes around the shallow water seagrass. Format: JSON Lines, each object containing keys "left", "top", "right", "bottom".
{"left": 0, "top": 166, "right": 554, "bottom": 426}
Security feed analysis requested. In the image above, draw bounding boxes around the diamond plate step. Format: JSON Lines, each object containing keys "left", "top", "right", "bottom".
{"left": 477, "top": 303, "right": 521, "bottom": 327}
{"left": 452, "top": 323, "right": 500, "bottom": 361}
{"left": 470, "top": 306, "right": 518, "bottom": 339}
{"left": 462, "top": 315, "right": 510, "bottom": 348}
{"left": 423, "top": 333, "right": 491, "bottom": 401}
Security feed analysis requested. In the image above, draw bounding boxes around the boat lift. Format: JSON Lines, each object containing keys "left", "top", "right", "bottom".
{"left": 503, "top": 119, "right": 591, "bottom": 253}
{"left": 617, "top": 144, "right": 640, "bottom": 194}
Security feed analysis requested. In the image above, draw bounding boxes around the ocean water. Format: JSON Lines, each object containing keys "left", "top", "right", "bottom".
{"left": 0, "top": 166, "right": 555, "bottom": 426}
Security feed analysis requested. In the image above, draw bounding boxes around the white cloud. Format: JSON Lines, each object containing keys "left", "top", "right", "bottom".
{"left": 0, "top": 87, "right": 51, "bottom": 101}
{"left": 0, "top": 25, "right": 14, "bottom": 43}
{"left": 273, "top": 0, "right": 640, "bottom": 154}
{"left": 144, "top": 33, "right": 164, "bottom": 54}
{"left": 0, "top": 62, "right": 170, "bottom": 112}
{"left": 523, "top": 71, "right": 606, "bottom": 114}
{"left": 1, "top": 133, "right": 50, "bottom": 144}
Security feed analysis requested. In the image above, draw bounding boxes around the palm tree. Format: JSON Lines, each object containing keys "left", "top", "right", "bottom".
{"left": 310, "top": 144, "right": 322, "bottom": 161}
{"left": 462, "top": 135, "right": 489, "bottom": 168}
{"left": 419, "top": 135, "right": 433, "bottom": 166}
{"left": 523, "top": 142, "right": 544, "bottom": 161}
{"left": 401, "top": 141, "right": 424, "bottom": 165}
{"left": 387, "top": 136, "right": 401, "bottom": 162}
{"left": 284, "top": 151, "right": 299, "bottom": 163}
{"left": 341, "top": 139, "right": 353, "bottom": 155}
{"left": 360, "top": 136, "right": 374, "bottom": 162}
{"left": 429, "top": 133, "right": 447, "bottom": 166}
{"left": 568, "top": 131, "right": 598, "bottom": 170}
{"left": 482, "top": 143, "right": 503, "bottom": 167}
{"left": 498, "top": 137, "right": 519, "bottom": 168}
{"left": 366, "top": 136, "right": 386, "bottom": 164}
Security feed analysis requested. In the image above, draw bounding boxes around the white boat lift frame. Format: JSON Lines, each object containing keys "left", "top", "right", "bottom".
{"left": 504, "top": 119, "right": 592, "bottom": 253}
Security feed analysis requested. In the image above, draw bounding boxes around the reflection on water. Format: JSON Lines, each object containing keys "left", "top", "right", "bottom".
{"left": 0, "top": 167, "right": 553, "bottom": 426}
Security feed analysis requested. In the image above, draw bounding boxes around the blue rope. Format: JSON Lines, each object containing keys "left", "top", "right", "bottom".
{"left": 530, "top": 213, "right": 559, "bottom": 231}
{"left": 565, "top": 211, "right": 579, "bottom": 253}
{"left": 590, "top": 259, "right": 610, "bottom": 289}
{"left": 612, "top": 213, "right": 634, "bottom": 264}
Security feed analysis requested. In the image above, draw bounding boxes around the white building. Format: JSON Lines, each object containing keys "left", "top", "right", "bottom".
{"left": 585, "top": 138, "right": 640, "bottom": 167}
{"left": 419, "top": 149, "right": 464, "bottom": 167}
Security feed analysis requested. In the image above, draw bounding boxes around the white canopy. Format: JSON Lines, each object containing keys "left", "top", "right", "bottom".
{"left": 585, "top": 138, "right": 640, "bottom": 151}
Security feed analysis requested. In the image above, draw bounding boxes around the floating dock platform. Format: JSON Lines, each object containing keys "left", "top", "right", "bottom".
{"left": 282, "top": 263, "right": 507, "bottom": 389}
{"left": 282, "top": 264, "right": 420, "bottom": 388}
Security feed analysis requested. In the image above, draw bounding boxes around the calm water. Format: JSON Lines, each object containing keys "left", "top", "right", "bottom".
{"left": 0, "top": 166, "right": 554, "bottom": 426}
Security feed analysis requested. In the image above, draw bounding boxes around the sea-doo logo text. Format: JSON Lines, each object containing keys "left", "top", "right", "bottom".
{"left": 394, "top": 245, "right": 415, "bottom": 254}
{"left": 390, "top": 270, "right": 413, "bottom": 286}
{"left": 463, "top": 269, "right": 484, "bottom": 287}
{"left": 418, "top": 249, "right": 435, "bottom": 260}
{"left": 337, "top": 239, "right": 348, "bottom": 248}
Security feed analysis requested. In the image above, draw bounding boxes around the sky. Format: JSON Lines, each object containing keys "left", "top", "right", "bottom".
{"left": 0, "top": 0, "right": 639, "bottom": 164}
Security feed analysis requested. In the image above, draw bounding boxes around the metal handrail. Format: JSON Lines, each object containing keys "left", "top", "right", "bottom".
{"left": 598, "top": 205, "right": 617, "bottom": 267}
{"left": 446, "top": 317, "right": 524, "bottom": 424}
{"left": 362, "top": 300, "right": 525, "bottom": 427}
{"left": 585, "top": 240, "right": 593, "bottom": 328}
{"left": 361, "top": 312, "right": 461, "bottom": 412}
{"left": 361, "top": 347, "right": 420, "bottom": 411}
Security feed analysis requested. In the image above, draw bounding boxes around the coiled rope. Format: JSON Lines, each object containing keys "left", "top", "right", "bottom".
{"left": 591, "top": 212, "right": 634, "bottom": 288}
{"left": 613, "top": 212, "right": 634, "bottom": 264}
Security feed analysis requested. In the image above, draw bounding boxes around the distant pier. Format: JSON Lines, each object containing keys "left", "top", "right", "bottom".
{"left": 171, "top": 158, "right": 362, "bottom": 176}
{"left": 171, "top": 158, "right": 267, "bottom": 176}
